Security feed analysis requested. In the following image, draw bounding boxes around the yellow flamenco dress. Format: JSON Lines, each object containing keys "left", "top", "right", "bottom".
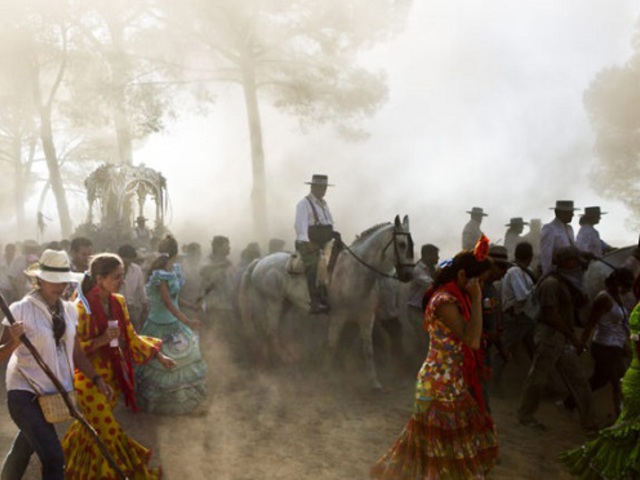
{"left": 62, "top": 293, "right": 163, "bottom": 479}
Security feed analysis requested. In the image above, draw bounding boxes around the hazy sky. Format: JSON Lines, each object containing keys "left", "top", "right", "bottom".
{"left": 89, "top": 1, "right": 640, "bottom": 258}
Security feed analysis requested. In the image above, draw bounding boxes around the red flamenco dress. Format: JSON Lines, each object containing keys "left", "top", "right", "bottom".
{"left": 370, "top": 285, "right": 498, "bottom": 479}
{"left": 62, "top": 290, "right": 163, "bottom": 479}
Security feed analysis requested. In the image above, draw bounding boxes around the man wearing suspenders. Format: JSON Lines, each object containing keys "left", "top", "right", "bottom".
{"left": 294, "top": 174, "right": 339, "bottom": 314}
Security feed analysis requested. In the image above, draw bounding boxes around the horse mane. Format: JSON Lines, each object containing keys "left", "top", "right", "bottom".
{"left": 351, "top": 222, "right": 391, "bottom": 247}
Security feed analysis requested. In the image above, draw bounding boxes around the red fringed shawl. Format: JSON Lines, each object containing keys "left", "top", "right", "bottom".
{"left": 428, "top": 280, "right": 489, "bottom": 416}
{"left": 85, "top": 287, "right": 138, "bottom": 412}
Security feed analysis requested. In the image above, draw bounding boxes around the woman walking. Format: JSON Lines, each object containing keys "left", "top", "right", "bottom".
{"left": 62, "top": 253, "right": 175, "bottom": 479}
{"left": 136, "top": 235, "right": 207, "bottom": 414}
{"left": 0, "top": 250, "right": 112, "bottom": 480}
{"left": 370, "top": 237, "right": 499, "bottom": 479}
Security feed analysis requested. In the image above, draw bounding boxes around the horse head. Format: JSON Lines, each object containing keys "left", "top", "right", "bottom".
{"left": 392, "top": 214, "right": 415, "bottom": 282}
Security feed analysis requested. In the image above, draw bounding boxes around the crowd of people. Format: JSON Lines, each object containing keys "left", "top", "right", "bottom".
{"left": 368, "top": 200, "right": 640, "bottom": 478}
{"left": 2, "top": 187, "right": 640, "bottom": 478}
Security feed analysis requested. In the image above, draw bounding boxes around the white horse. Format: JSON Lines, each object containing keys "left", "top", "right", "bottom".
{"left": 239, "top": 215, "right": 414, "bottom": 390}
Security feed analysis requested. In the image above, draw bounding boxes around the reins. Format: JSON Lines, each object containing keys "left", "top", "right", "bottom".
{"left": 338, "top": 228, "right": 414, "bottom": 280}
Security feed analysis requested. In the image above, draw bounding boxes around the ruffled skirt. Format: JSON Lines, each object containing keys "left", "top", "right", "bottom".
{"left": 62, "top": 381, "right": 161, "bottom": 479}
{"left": 136, "top": 320, "right": 207, "bottom": 415}
{"left": 561, "top": 363, "right": 640, "bottom": 479}
{"left": 370, "top": 392, "right": 498, "bottom": 479}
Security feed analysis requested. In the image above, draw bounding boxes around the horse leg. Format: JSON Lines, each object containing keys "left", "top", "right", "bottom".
{"left": 358, "top": 313, "right": 383, "bottom": 391}
{"left": 265, "top": 299, "right": 294, "bottom": 365}
{"left": 326, "top": 310, "right": 347, "bottom": 372}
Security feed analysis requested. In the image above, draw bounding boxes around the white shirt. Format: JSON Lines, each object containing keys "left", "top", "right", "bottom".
{"left": 501, "top": 265, "right": 535, "bottom": 313}
{"left": 294, "top": 194, "right": 334, "bottom": 242}
{"left": 3, "top": 294, "right": 77, "bottom": 394}
{"left": 539, "top": 217, "right": 575, "bottom": 275}
{"left": 576, "top": 225, "right": 611, "bottom": 258}
{"left": 120, "top": 262, "right": 148, "bottom": 308}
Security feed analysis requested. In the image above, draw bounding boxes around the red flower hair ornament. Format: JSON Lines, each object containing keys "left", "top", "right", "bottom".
{"left": 473, "top": 234, "right": 490, "bottom": 261}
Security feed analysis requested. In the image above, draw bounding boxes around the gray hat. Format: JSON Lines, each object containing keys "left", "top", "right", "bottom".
{"left": 488, "top": 244, "right": 511, "bottom": 267}
{"left": 305, "top": 174, "right": 334, "bottom": 187}
{"left": 466, "top": 207, "right": 488, "bottom": 217}
{"left": 505, "top": 217, "right": 529, "bottom": 227}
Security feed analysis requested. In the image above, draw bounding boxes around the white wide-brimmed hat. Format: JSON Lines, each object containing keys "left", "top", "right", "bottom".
{"left": 25, "top": 249, "right": 85, "bottom": 284}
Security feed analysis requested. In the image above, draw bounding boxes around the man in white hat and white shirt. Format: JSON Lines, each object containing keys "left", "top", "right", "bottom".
{"left": 575, "top": 206, "right": 613, "bottom": 258}
{"left": 504, "top": 217, "right": 529, "bottom": 261}
{"left": 539, "top": 200, "right": 580, "bottom": 276}
{"left": 295, "top": 174, "right": 338, "bottom": 314}
{"left": 462, "top": 207, "right": 487, "bottom": 250}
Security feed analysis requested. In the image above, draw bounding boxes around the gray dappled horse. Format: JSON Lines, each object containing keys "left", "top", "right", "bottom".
{"left": 239, "top": 215, "right": 414, "bottom": 390}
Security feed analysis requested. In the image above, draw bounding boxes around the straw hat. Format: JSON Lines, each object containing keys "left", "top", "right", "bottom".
{"left": 25, "top": 250, "right": 84, "bottom": 284}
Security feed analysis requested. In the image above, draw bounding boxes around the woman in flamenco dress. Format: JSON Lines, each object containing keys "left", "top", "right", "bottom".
{"left": 62, "top": 253, "right": 176, "bottom": 479}
{"left": 370, "top": 236, "right": 499, "bottom": 479}
{"left": 562, "top": 298, "right": 640, "bottom": 479}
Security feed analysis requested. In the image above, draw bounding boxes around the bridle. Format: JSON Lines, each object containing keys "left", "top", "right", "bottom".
{"left": 339, "top": 226, "right": 414, "bottom": 279}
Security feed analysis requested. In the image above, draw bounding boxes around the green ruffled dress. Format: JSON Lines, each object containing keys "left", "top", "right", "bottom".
{"left": 561, "top": 302, "right": 640, "bottom": 479}
{"left": 135, "top": 264, "right": 207, "bottom": 414}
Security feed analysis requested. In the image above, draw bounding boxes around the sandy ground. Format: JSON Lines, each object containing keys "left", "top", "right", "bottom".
{"left": 0, "top": 316, "right": 613, "bottom": 480}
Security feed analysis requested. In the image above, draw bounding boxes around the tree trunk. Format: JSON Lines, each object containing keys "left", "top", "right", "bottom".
{"left": 241, "top": 63, "right": 268, "bottom": 243}
{"left": 31, "top": 62, "right": 72, "bottom": 237}
{"left": 39, "top": 103, "right": 73, "bottom": 238}
{"left": 11, "top": 138, "right": 26, "bottom": 235}
{"left": 108, "top": 19, "right": 133, "bottom": 165}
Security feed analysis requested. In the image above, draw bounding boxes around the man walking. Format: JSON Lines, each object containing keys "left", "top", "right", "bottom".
{"left": 517, "top": 246, "right": 596, "bottom": 432}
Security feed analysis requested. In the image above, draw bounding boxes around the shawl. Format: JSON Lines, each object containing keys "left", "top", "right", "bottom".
{"left": 85, "top": 287, "right": 138, "bottom": 412}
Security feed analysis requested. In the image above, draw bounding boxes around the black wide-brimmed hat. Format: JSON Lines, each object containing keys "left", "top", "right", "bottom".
{"left": 305, "top": 174, "right": 334, "bottom": 187}
{"left": 550, "top": 200, "right": 579, "bottom": 212}
{"left": 582, "top": 206, "right": 607, "bottom": 217}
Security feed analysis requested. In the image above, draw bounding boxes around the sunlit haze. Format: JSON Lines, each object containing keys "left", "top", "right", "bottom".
{"left": 5, "top": 0, "right": 640, "bottom": 260}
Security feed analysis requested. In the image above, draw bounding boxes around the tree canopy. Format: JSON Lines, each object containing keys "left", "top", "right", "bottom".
{"left": 586, "top": 19, "right": 640, "bottom": 230}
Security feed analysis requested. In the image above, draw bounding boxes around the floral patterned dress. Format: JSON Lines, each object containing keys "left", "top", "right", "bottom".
{"left": 562, "top": 302, "right": 640, "bottom": 479}
{"left": 62, "top": 295, "right": 162, "bottom": 479}
{"left": 370, "top": 290, "right": 498, "bottom": 479}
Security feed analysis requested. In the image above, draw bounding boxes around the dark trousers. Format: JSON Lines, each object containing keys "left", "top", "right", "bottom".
{"left": 296, "top": 241, "right": 327, "bottom": 306}
{"left": 517, "top": 333, "right": 594, "bottom": 429}
{"left": 1, "top": 390, "right": 65, "bottom": 480}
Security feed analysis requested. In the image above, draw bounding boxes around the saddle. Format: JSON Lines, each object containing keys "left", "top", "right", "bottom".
{"left": 286, "top": 240, "right": 335, "bottom": 287}
{"left": 286, "top": 253, "right": 305, "bottom": 275}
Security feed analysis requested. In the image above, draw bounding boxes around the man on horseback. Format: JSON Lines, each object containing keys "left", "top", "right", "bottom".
{"left": 295, "top": 174, "right": 341, "bottom": 314}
